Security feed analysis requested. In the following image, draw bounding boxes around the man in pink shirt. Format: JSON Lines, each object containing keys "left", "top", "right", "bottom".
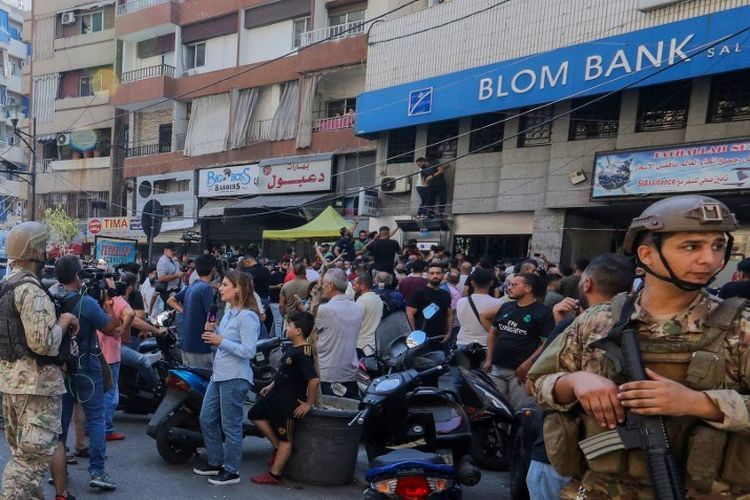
{"left": 97, "top": 294, "right": 134, "bottom": 441}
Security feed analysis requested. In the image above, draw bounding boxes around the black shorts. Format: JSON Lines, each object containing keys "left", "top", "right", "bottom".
{"left": 247, "top": 398, "right": 295, "bottom": 442}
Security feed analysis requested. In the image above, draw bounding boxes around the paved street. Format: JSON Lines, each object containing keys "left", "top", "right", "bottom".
{"left": 0, "top": 413, "right": 510, "bottom": 499}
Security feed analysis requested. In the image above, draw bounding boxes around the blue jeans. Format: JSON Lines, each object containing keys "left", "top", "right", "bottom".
{"left": 270, "top": 303, "right": 283, "bottom": 338}
{"left": 526, "top": 460, "right": 570, "bottom": 500}
{"left": 62, "top": 353, "right": 107, "bottom": 475}
{"left": 120, "top": 344, "right": 158, "bottom": 388}
{"left": 199, "top": 378, "right": 251, "bottom": 474}
{"left": 104, "top": 362, "right": 120, "bottom": 434}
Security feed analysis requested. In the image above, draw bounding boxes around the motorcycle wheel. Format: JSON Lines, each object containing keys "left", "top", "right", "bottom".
{"left": 509, "top": 425, "right": 530, "bottom": 500}
{"left": 469, "top": 421, "right": 510, "bottom": 471}
{"left": 156, "top": 412, "right": 196, "bottom": 464}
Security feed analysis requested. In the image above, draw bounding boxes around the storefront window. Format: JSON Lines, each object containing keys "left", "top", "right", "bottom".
{"left": 518, "top": 106, "right": 553, "bottom": 147}
{"left": 569, "top": 93, "right": 621, "bottom": 140}
{"left": 453, "top": 235, "right": 530, "bottom": 262}
{"left": 426, "top": 120, "right": 459, "bottom": 161}
{"left": 469, "top": 113, "right": 504, "bottom": 153}
{"left": 707, "top": 69, "right": 750, "bottom": 123}
{"left": 635, "top": 81, "right": 691, "bottom": 132}
{"left": 387, "top": 127, "right": 416, "bottom": 164}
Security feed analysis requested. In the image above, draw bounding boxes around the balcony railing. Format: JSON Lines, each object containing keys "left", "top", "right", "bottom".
{"left": 127, "top": 142, "right": 171, "bottom": 157}
{"left": 299, "top": 20, "right": 366, "bottom": 47}
{"left": 313, "top": 114, "right": 355, "bottom": 132}
{"left": 121, "top": 64, "right": 175, "bottom": 84}
{"left": 117, "top": 0, "right": 172, "bottom": 16}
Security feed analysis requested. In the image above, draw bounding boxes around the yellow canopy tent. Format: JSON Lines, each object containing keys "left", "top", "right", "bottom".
{"left": 262, "top": 206, "right": 352, "bottom": 241}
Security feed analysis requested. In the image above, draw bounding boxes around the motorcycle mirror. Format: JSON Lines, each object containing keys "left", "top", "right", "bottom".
{"left": 406, "top": 330, "right": 427, "bottom": 349}
{"left": 155, "top": 310, "right": 172, "bottom": 328}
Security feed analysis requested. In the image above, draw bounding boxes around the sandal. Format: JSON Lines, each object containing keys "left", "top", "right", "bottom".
{"left": 251, "top": 472, "right": 282, "bottom": 485}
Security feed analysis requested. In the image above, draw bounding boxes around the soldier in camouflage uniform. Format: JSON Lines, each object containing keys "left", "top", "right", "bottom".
{"left": 529, "top": 195, "right": 750, "bottom": 499}
{"left": 0, "top": 222, "right": 79, "bottom": 500}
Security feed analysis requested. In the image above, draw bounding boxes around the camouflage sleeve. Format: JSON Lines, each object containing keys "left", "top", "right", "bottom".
{"left": 530, "top": 313, "right": 588, "bottom": 411}
{"left": 14, "top": 283, "right": 61, "bottom": 357}
{"left": 703, "top": 310, "right": 750, "bottom": 432}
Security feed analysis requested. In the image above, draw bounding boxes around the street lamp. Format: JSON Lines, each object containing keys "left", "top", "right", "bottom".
{"left": 1, "top": 103, "right": 37, "bottom": 220}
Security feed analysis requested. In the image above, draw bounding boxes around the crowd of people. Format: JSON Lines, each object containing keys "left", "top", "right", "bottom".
{"left": 1, "top": 194, "right": 750, "bottom": 499}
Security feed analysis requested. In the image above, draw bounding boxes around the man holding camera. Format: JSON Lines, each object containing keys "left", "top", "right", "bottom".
{"left": 54, "top": 256, "right": 121, "bottom": 492}
{"left": 0, "top": 222, "right": 79, "bottom": 500}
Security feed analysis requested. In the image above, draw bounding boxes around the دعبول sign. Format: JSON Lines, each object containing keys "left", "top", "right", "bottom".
{"left": 591, "top": 139, "right": 750, "bottom": 198}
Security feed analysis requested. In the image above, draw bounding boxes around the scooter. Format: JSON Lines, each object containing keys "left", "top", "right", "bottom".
{"left": 146, "top": 336, "right": 284, "bottom": 464}
{"left": 118, "top": 310, "right": 182, "bottom": 415}
{"left": 354, "top": 331, "right": 481, "bottom": 500}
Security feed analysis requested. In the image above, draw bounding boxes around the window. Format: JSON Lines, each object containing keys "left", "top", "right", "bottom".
{"left": 293, "top": 17, "right": 311, "bottom": 48}
{"left": 707, "top": 69, "right": 750, "bottom": 123}
{"left": 153, "top": 179, "right": 190, "bottom": 194}
{"left": 387, "top": 127, "right": 416, "bottom": 164}
{"left": 518, "top": 106, "right": 553, "bottom": 147}
{"left": 329, "top": 10, "right": 365, "bottom": 27}
{"left": 636, "top": 81, "right": 691, "bottom": 132}
{"left": 80, "top": 11, "right": 103, "bottom": 34}
{"left": 325, "top": 98, "right": 357, "bottom": 118}
{"left": 569, "top": 94, "right": 621, "bottom": 140}
{"left": 426, "top": 120, "right": 459, "bottom": 161}
{"left": 185, "top": 42, "right": 205, "bottom": 70}
{"left": 158, "top": 124, "right": 172, "bottom": 153}
{"left": 469, "top": 113, "right": 505, "bottom": 153}
{"left": 79, "top": 73, "right": 103, "bottom": 97}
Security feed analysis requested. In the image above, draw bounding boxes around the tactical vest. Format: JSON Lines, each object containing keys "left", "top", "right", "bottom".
{"left": 0, "top": 271, "right": 64, "bottom": 366}
{"left": 544, "top": 293, "right": 750, "bottom": 495}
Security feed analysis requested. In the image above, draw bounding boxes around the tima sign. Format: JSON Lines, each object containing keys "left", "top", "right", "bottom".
{"left": 356, "top": 6, "right": 750, "bottom": 134}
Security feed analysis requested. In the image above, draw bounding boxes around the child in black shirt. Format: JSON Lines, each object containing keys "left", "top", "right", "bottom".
{"left": 250, "top": 311, "right": 319, "bottom": 485}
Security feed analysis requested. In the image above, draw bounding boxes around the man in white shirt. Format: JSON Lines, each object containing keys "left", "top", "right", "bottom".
{"left": 354, "top": 273, "right": 383, "bottom": 357}
{"left": 456, "top": 269, "right": 503, "bottom": 346}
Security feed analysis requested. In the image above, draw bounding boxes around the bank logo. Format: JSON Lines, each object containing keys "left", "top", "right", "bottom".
{"left": 408, "top": 87, "right": 433, "bottom": 116}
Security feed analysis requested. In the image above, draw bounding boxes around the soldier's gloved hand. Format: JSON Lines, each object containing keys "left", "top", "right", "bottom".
{"left": 569, "top": 371, "right": 625, "bottom": 429}
{"left": 58, "top": 312, "right": 80, "bottom": 337}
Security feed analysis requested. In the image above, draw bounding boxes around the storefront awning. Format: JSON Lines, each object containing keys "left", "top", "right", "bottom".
{"left": 453, "top": 213, "right": 534, "bottom": 235}
{"left": 199, "top": 193, "right": 331, "bottom": 218}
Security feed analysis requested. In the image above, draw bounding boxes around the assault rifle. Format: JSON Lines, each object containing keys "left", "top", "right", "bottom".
{"left": 580, "top": 303, "right": 686, "bottom": 500}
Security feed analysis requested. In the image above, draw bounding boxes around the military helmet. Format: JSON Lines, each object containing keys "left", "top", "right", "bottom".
{"left": 623, "top": 195, "right": 736, "bottom": 254}
{"left": 5, "top": 221, "right": 49, "bottom": 261}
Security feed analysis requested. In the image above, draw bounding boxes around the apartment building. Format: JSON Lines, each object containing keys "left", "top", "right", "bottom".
{"left": 357, "top": 0, "right": 750, "bottom": 272}
{"left": 0, "top": 2, "right": 28, "bottom": 228}
{"left": 111, "top": 0, "right": 402, "bottom": 248}
{"left": 23, "top": 0, "right": 118, "bottom": 229}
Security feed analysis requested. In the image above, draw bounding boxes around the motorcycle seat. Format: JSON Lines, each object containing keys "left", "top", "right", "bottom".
{"left": 139, "top": 338, "right": 158, "bottom": 353}
{"left": 256, "top": 338, "right": 280, "bottom": 353}
{"left": 371, "top": 449, "right": 446, "bottom": 469}
{"left": 188, "top": 367, "right": 212, "bottom": 379}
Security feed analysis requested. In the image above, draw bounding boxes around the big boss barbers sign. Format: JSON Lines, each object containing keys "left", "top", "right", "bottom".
{"left": 356, "top": 6, "right": 750, "bottom": 134}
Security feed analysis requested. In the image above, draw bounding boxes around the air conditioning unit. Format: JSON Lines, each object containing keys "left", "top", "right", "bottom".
{"left": 61, "top": 12, "right": 76, "bottom": 25}
{"left": 379, "top": 176, "right": 412, "bottom": 194}
{"left": 56, "top": 133, "right": 69, "bottom": 146}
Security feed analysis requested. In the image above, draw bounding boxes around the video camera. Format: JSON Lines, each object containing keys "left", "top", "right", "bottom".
{"left": 79, "top": 267, "right": 122, "bottom": 304}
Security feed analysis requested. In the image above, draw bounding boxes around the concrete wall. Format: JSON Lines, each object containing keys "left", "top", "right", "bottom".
{"left": 240, "top": 19, "right": 295, "bottom": 65}
{"left": 183, "top": 33, "right": 237, "bottom": 76}
{"left": 366, "top": 0, "right": 750, "bottom": 90}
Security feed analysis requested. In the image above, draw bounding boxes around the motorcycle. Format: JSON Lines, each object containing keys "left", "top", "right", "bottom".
{"left": 146, "top": 336, "right": 285, "bottom": 464}
{"left": 359, "top": 332, "right": 515, "bottom": 472}
{"left": 354, "top": 331, "right": 481, "bottom": 500}
{"left": 118, "top": 310, "right": 182, "bottom": 415}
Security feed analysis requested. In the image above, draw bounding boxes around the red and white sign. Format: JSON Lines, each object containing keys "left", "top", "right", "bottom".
{"left": 88, "top": 218, "right": 101, "bottom": 234}
{"left": 257, "top": 157, "right": 332, "bottom": 195}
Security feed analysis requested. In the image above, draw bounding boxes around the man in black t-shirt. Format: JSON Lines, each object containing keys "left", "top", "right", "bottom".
{"left": 363, "top": 226, "right": 401, "bottom": 276}
{"left": 334, "top": 227, "right": 356, "bottom": 263}
{"left": 406, "top": 263, "right": 453, "bottom": 342}
{"left": 462, "top": 257, "right": 501, "bottom": 297}
{"left": 250, "top": 311, "right": 319, "bottom": 486}
{"left": 484, "top": 272, "right": 553, "bottom": 409}
{"left": 719, "top": 257, "right": 750, "bottom": 300}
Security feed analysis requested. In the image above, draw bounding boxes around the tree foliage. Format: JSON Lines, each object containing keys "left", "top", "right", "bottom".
{"left": 43, "top": 206, "right": 79, "bottom": 250}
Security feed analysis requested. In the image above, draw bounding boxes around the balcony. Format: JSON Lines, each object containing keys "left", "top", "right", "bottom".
{"left": 313, "top": 114, "right": 355, "bottom": 132}
{"left": 43, "top": 155, "right": 111, "bottom": 172}
{"left": 121, "top": 64, "right": 175, "bottom": 84}
{"left": 127, "top": 133, "right": 184, "bottom": 157}
{"left": 299, "top": 21, "right": 366, "bottom": 47}
{"left": 117, "top": 0, "right": 172, "bottom": 16}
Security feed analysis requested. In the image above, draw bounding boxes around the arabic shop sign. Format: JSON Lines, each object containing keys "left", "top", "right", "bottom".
{"left": 198, "top": 165, "right": 259, "bottom": 197}
{"left": 94, "top": 237, "right": 137, "bottom": 269}
{"left": 356, "top": 5, "right": 750, "bottom": 134}
{"left": 257, "top": 154, "right": 332, "bottom": 194}
{"left": 591, "top": 139, "right": 750, "bottom": 198}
